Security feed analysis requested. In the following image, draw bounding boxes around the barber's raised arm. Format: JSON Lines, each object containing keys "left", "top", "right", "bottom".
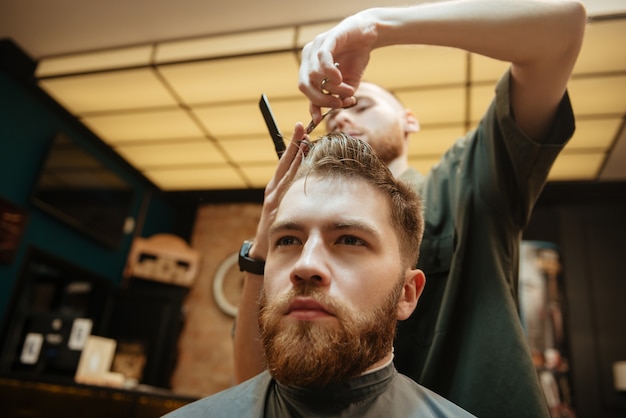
{"left": 300, "top": 0, "right": 586, "bottom": 142}
{"left": 233, "top": 124, "right": 308, "bottom": 383}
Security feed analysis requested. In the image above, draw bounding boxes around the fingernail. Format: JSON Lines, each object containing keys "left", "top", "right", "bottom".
{"left": 344, "top": 96, "right": 357, "bottom": 108}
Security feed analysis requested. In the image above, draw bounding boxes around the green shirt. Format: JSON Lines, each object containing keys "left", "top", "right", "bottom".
{"left": 394, "top": 71, "right": 575, "bottom": 418}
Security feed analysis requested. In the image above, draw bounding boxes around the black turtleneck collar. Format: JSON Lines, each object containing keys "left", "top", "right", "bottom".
{"left": 266, "top": 363, "right": 396, "bottom": 416}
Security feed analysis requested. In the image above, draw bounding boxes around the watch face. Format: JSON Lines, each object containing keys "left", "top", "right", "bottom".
{"left": 241, "top": 240, "right": 253, "bottom": 257}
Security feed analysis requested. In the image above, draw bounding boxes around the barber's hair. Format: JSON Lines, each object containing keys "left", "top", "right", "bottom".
{"left": 296, "top": 132, "right": 424, "bottom": 268}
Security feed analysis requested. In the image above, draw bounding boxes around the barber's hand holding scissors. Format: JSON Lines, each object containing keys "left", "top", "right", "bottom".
{"left": 299, "top": 10, "right": 378, "bottom": 124}
{"left": 247, "top": 123, "right": 309, "bottom": 262}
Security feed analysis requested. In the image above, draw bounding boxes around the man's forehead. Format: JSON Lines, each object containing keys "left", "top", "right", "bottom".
{"left": 357, "top": 81, "right": 386, "bottom": 95}
{"left": 275, "top": 177, "right": 390, "bottom": 231}
{"left": 279, "top": 176, "right": 375, "bottom": 213}
{"left": 356, "top": 82, "right": 404, "bottom": 110}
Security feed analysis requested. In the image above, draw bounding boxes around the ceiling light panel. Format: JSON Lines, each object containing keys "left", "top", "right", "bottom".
{"left": 30, "top": 15, "right": 626, "bottom": 190}
{"left": 193, "top": 101, "right": 264, "bottom": 137}
{"left": 156, "top": 27, "right": 295, "bottom": 63}
{"left": 114, "top": 141, "right": 228, "bottom": 167}
{"left": 260, "top": 97, "right": 316, "bottom": 135}
{"left": 239, "top": 164, "right": 280, "bottom": 189}
{"left": 36, "top": 45, "right": 153, "bottom": 77}
{"left": 470, "top": 54, "right": 509, "bottom": 83}
{"left": 296, "top": 22, "right": 340, "bottom": 47}
{"left": 472, "top": 78, "right": 626, "bottom": 128}
{"left": 365, "top": 46, "right": 466, "bottom": 89}
{"left": 574, "top": 19, "right": 626, "bottom": 74}
{"left": 567, "top": 75, "right": 626, "bottom": 116}
{"left": 193, "top": 96, "right": 313, "bottom": 138}
{"left": 157, "top": 52, "right": 301, "bottom": 105}
{"left": 408, "top": 126, "right": 467, "bottom": 157}
{"left": 548, "top": 153, "right": 605, "bottom": 181}
{"left": 218, "top": 136, "right": 282, "bottom": 164}
{"left": 566, "top": 118, "right": 622, "bottom": 150}
{"left": 39, "top": 68, "right": 178, "bottom": 114}
{"left": 143, "top": 166, "right": 248, "bottom": 191}
{"left": 397, "top": 87, "right": 466, "bottom": 125}
{"left": 81, "top": 109, "right": 204, "bottom": 142}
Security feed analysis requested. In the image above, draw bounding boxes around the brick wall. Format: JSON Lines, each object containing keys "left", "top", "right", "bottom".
{"left": 169, "top": 202, "right": 261, "bottom": 397}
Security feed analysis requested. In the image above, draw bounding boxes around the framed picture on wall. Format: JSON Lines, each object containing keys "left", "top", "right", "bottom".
{"left": 519, "top": 241, "right": 576, "bottom": 418}
{"left": 0, "top": 197, "right": 28, "bottom": 264}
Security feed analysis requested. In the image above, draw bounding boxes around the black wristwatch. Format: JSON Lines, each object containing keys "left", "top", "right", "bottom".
{"left": 238, "top": 240, "right": 265, "bottom": 275}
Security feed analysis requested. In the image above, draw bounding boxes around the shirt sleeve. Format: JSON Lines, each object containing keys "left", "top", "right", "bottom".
{"left": 466, "top": 70, "right": 575, "bottom": 227}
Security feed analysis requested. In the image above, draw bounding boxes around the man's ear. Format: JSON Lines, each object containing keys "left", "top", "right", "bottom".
{"left": 403, "top": 109, "right": 420, "bottom": 135}
{"left": 397, "top": 269, "right": 425, "bottom": 320}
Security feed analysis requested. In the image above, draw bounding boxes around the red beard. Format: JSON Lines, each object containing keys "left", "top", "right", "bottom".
{"left": 258, "top": 280, "right": 403, "bottom": 387}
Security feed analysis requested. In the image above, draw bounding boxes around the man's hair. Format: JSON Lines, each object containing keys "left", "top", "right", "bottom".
{"left": 295, "top": 132, "right": 424, "bottom": 268}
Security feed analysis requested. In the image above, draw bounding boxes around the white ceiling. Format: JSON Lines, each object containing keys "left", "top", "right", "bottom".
{"left": 1, "top": 0, "right": 625, "bottom": 191}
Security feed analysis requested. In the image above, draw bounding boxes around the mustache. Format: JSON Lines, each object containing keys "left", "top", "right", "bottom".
{"left": 261, "top": 283, "right": 344, "bottom": 317}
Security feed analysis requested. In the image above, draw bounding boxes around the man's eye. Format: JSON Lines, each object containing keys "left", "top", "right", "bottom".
{"left": 276, "top": 236, "right": 299, "bottom": 246}
{"left": 337, "top": 235, "right": 365, "bottom": 246}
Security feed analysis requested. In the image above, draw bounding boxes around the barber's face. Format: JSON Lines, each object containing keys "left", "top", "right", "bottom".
{"left": 325, "top": 83, "right": 408, "bottom": 165}
{"left": 259, "top": 176, "right": 410, "bottom": 386}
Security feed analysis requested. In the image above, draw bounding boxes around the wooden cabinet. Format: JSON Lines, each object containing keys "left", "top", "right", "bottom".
{"left": 0, "top": 248, "right": 111, "bottom": 379}
{"left": 0, "top": 246, "right": 189, "bottom": 391}
{"left": 0, "top": 375, "right": 195, "bottom": 417}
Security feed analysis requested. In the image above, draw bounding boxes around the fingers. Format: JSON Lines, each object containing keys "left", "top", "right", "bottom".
{"left": 299, "top": 44, "right": 356, "bottom": 122}
{"left": 256, "top": 123, "right": 308, "bottom": 259}
{"left": 281, "top": 123, "right": 307, "bottom": 165}
{"left": 267, "top": 123, "right": 307, "bottom": 189}
{"left": 317, "top": 56, "right": 356, "bottom": 99}
{"left": 299, "top": 68, "right": 357, "bottom": 124}
{"left": 283, "top": 124, "right": 311, "bottom": 183}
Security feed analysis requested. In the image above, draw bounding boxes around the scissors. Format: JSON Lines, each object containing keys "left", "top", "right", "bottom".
{"left": 304, "top": 108, "right": 336, "bottom": 135}
{"left": 259, "top": 94, "right": 357, "bottom": 159}
{"left": 305, "top": 97, "right": 359, "bottom": 134}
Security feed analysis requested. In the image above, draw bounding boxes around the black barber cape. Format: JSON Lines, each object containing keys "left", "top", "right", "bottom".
{"left": 163, "top": 362, "right": 474, "bottom": 417}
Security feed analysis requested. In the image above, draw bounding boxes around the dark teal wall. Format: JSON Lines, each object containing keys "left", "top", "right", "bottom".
{"left": 0, "top": 62, "right": 188, "bottom": 324}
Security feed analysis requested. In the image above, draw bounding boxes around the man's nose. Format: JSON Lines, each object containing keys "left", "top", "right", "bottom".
{"left": 290, "top": 238, "right": 331, "bottom": 287}
{"left": 329, "top": 109, "right": 353, "bottom": 131}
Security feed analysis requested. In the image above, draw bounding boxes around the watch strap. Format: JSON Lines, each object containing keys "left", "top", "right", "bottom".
{"left": 238, "top": 240, "right": 265, "bottom": 275}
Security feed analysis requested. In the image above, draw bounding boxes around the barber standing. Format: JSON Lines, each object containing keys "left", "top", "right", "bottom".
{"left": 234, "top": 1, "right": 587, "bottom": 417}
